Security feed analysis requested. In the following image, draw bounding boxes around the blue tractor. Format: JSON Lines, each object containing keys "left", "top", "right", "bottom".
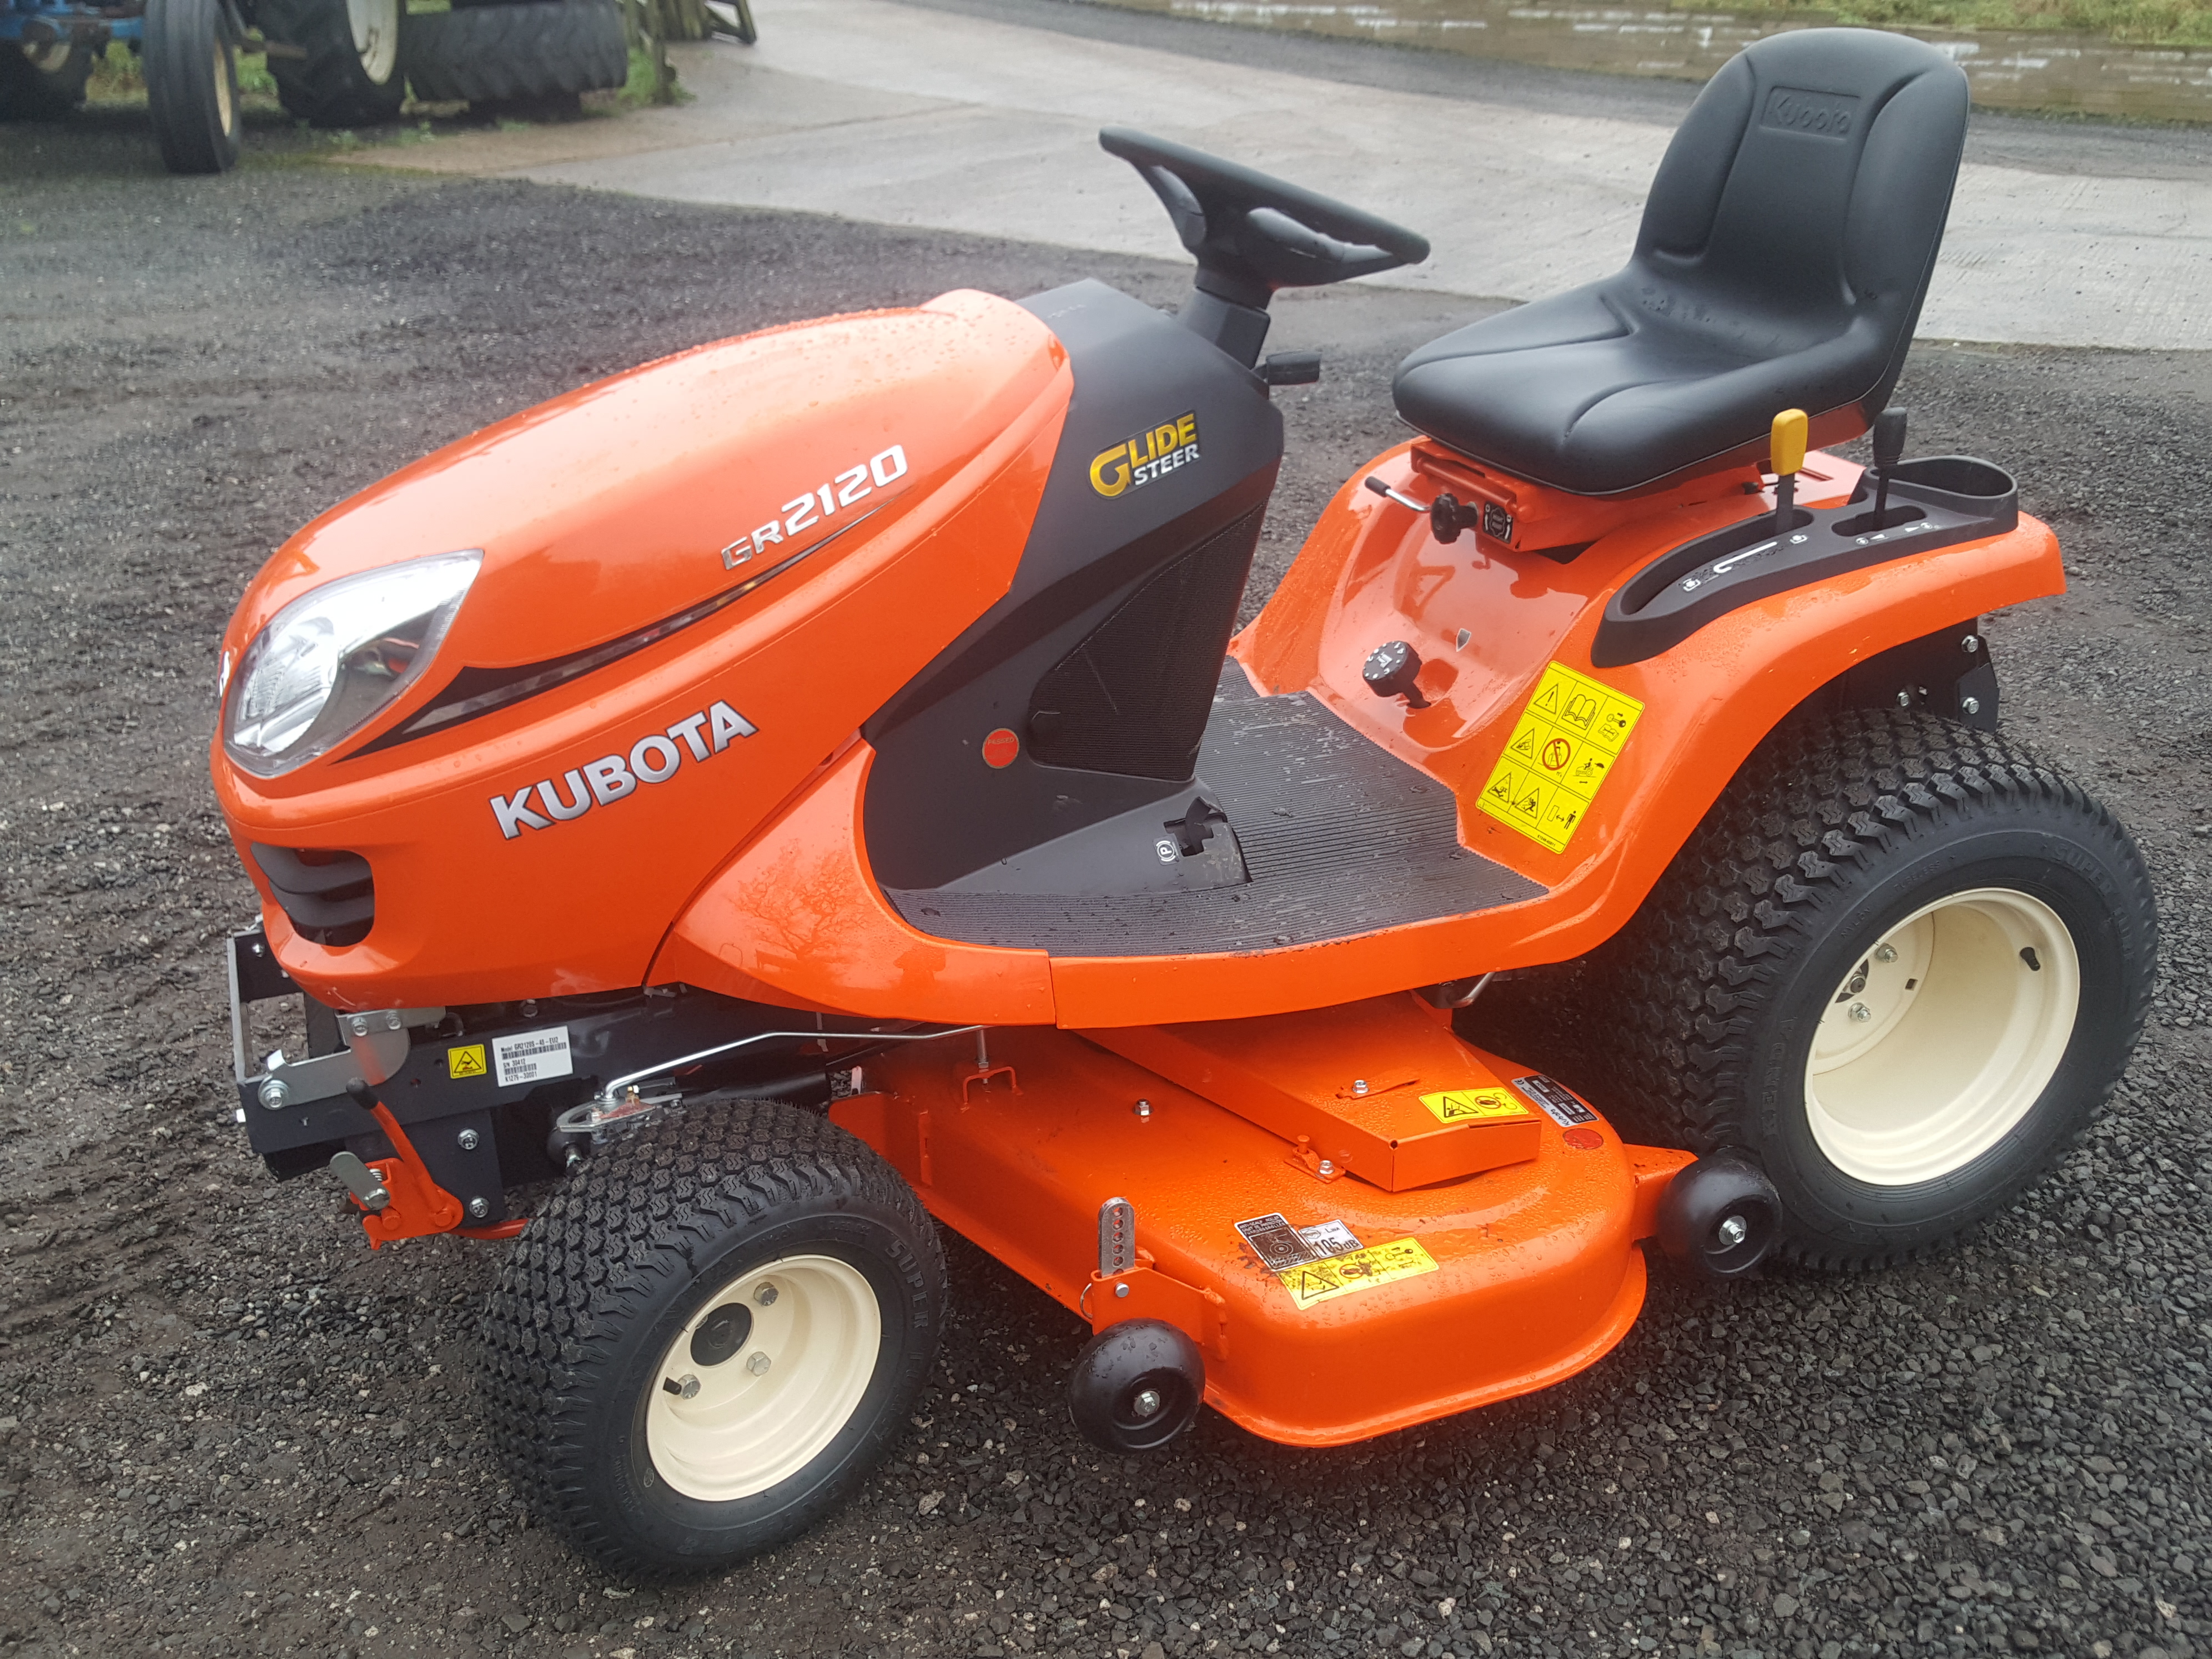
{"left": 1, "top": 0, "right": 631, "bottom": 173}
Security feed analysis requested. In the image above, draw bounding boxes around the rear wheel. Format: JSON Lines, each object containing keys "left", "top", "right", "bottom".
{"left": 262, "top": 0, "right": 406, "bottom": 128}
{"left": 144, "top": 0, "right": 240, "bottom": 173}
{"left": 1471, "top": 709, "right": 2156, "bottom": 1267}
{"left": 481, "top": 1103, "right": 946, "bottom": 1579}
{"left": 0, "top": 39, "right": 98, "bottom": 119}
{"left": 401, "top": 0, "right": 627, "bottom": 105}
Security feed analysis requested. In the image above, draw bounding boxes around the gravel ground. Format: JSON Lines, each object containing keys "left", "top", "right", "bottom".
{"left": 4, "top": 97, "right": 2211, "bottom": 1659}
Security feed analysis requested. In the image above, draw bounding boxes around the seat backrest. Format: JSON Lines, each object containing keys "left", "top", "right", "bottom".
{"left": 1633, "top": 28, "right": 1968, "bottom": 418}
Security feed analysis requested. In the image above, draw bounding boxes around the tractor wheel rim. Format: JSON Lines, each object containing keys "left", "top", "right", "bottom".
{"left": 347, "top": 0, "right": 400, "bottom": 84}
{"left": 645, "top": 1253, "right": 881, "bottom": 1504}
{"left": 213, "top": 37, "right": 233, "bottom": 130}
{"left": 1804, "top": 886, "right": 2079, "bottom": 1187}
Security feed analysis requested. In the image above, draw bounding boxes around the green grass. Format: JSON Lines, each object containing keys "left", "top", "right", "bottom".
{"left": 85, "top": 39, "right": 279, "bottom": 103}
{"left": 1664, "top": 0, "right": 2212, "bottom": 47}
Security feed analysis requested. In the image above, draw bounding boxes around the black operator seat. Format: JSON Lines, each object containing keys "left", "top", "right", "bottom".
{"left": 1393, "top": 29, "right": 1970, "bottom": 497}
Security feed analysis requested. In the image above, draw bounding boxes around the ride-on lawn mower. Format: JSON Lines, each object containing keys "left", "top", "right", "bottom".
{"left": 210, "top": 27, "right": 2155, "bottom": 1578}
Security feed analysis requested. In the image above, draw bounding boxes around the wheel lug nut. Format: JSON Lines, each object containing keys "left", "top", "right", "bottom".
{"left": 754, "top": 1283, "right": 778, "bottom": 1306}
{"left": 663, "top": 1374, "right": 700, "bottom": 1400}
{"left": 1849, "top": 1003, "right": 1872, "bottom": 1022}
{"left": 1874, "top": 944, "right": 1898, "bottom": 963}
{"left": 746, "top": 1351, "right": 772, "bottom": 1376}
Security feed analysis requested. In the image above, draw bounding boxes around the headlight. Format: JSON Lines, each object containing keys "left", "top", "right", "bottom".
{"left": 223, "top": 551, "right": 481, "bottom": 777}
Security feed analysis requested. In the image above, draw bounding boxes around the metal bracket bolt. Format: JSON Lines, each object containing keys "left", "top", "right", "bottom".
{"left": 466, "top": 1197, "right": 490, "bottom": 1220}
{"left": 456, "top": 1128, "right": 480, "bottom": 1152}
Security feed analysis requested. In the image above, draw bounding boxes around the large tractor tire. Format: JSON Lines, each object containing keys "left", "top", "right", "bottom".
{"left": 402, "top": 0, "right": 626, "bottom": 105}
{"left": 144, "top": 0, "right": 240, "bottom": 173}
{"left": 481, "top": 1103, "right": 946, "bottom": 1580}
{"left": 261, "top": 0, "right": 405, "bottom": 128}
{"left": 1466, "top": 708, "right": 2155, "bottom": 1269}
{"left": 0, "top": 39, "right": 98, "bottom": 119}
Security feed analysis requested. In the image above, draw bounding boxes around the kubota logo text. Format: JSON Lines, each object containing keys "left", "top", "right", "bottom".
{"left": 489, "top": 701, "right": 756, "bottom": 840}
{"left": 1090, "top": 413, "right": 1200, "bottom": 498}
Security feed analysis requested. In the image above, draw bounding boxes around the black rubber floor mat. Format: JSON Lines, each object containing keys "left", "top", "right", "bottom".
{"left": 882, "top": 666, "right": 1545, "bottom": 957}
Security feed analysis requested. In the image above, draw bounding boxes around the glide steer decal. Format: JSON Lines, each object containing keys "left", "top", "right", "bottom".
{"left": 489, "top": 700, "right": 756, "bottom": 840}
{"left": 1090, "top": 413, "right": 1200, "bottom": 498}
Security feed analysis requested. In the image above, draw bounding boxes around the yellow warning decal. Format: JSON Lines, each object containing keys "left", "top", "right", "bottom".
{"left": 448, "top": 1044, "right": 487, "bottom": 1080}
{"left": 1477, "top": 661, "right": 1646, "bottom": 854}
{"left": 1419, "top": 1088, "right": 1531, "bottom": 1125}
{"left": 1278, "top": 1238, "right": 1440, "bottom": 1310}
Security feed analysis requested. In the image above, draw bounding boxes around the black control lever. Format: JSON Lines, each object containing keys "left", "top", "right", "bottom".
{"left": 1363, "top": 475, "right": 1481, "bottom": 546}
{"left": 1871, "top": 406, "right": 1907, "bottom": 524}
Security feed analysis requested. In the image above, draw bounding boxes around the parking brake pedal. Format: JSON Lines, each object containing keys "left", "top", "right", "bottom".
{"left": 1164, "top": 796, "right": 1226, "bottom": 857}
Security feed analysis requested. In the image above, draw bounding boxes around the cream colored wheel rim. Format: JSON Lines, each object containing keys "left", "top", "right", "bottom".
{"left": 347, "top": 0, "right": 399, "bottom": 86}
{"left": 645, "top": 1254, "right": 881, "bottom": 1504}
{"left": 212, "top": 37, "right": 233, "bottom": 130}
{"left": 1805, "top": 887, "right": 2079, "bottom": 1187}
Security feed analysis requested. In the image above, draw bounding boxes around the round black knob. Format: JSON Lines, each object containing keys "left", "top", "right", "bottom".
{"left": 1363, "top": 639, "right": 1422, "bottom": 701}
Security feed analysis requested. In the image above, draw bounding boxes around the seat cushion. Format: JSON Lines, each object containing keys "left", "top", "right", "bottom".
{"left": 1395, "top": 280, "right": 1894, "bottom": 495}
{"left": 1393, "top": 28, "right": 1969, "bottom": 497}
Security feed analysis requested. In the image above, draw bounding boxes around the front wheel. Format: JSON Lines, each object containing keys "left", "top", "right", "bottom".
{"left": 481, "top": 1103, "right": 946, "bottom": 1580}
{"left": 0, "top": 39, "right": 99, "bottom": 119}
{"left": 144, "top": 0, "right": 240, "bottom": 173}
{"left": 1515, "top": 708, "right": 2156, "bottom": 1268}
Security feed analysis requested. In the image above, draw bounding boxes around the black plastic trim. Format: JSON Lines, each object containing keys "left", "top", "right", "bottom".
{"left": 344, "top": 511, "right": 874, "bottom": 759}
{"left": 1592, "top": 456, "right": 2017, "bottom": 667}
{"left": 249, "top": 843, "right": 374, "bottom": 946}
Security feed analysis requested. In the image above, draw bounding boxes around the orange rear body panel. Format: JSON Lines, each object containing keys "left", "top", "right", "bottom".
{"left": 656, "top": 445, "right": 2061, "bottom": 1028}
{"left": 836, "top": 1006, "right": 1695, "bottom": 1445}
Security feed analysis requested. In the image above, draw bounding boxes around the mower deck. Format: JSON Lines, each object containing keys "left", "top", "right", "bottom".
{"left": 836, "top": 1006, "right": 1692, "bottom": 1446}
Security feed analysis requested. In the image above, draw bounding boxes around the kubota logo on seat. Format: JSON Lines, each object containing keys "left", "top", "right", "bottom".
{"left": 489, "top": 701, "right": 756, "bottom": 840}
{"left": 1090, "top": 412, "right": 1200, "bottom": 498}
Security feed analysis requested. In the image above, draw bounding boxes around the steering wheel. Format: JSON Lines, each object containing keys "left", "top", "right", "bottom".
{"left": 1100, "top": 128, "right": 1430, "bottom": 309}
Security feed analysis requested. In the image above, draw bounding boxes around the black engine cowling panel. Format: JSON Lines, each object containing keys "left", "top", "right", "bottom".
{"left": 861, "top": 280, "right": 1282, "bottom": 891}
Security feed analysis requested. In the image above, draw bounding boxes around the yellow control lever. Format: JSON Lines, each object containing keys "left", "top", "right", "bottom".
{"left": 1770, "top": 408, "right": 1808, "bottom": 478}
{"left": 1769, "top": 407, "right": 1809, "bottom": 530}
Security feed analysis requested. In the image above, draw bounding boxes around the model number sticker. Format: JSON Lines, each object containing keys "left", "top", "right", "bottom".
{"left": 493, "top": 1027, "right": 572, "bottom": 1088}
{"left": 1477, "top": 661, "right": 1645, "bottom": 855}
{"left": 1277, "top": 1238, "right": 1439, "bottom": 1310}
{"left": 1514, "top": 1074, "right": 1598, "bottom": 1127}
